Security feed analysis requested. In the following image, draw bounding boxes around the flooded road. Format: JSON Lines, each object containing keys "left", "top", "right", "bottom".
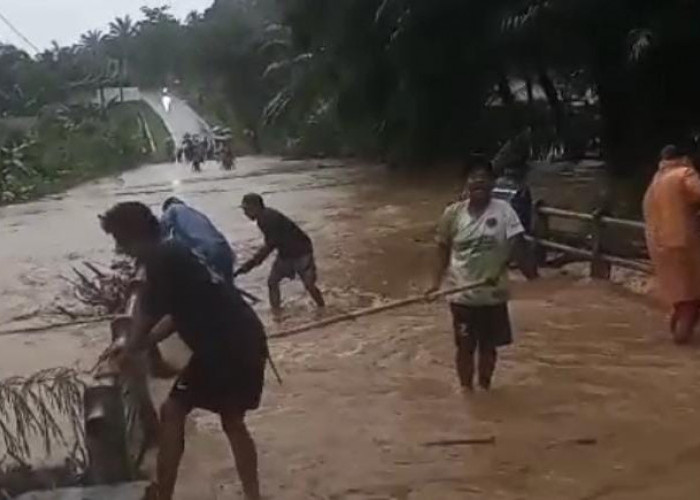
{"left": 1, "top": 157, "right": 699, "bottom": 499}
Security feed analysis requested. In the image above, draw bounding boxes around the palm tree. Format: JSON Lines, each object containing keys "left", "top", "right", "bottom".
{"left": 108, "top": 16, "right": 136, "bottom": 102}
{"left": 80, "top": 30, "right": 103, "bottom": 51}
{"left": 80, "top": 30, "right": 107, "bottom": 108}
{"left": 498, "top": 0, "right": 700, "bottom": 173}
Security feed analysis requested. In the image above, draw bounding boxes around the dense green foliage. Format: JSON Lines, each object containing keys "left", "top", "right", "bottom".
{"left": 0, "top": 101, "right": 167, "bottom": 203}
{"left": 3, "top": 0, "right": 700, "bottom": 182}
{"left": 266, "top": 0, "right": 700, "bottom": 169}
{"left": 152, "top": 0, "right": 700, "bottom": 171}
{"left": 0, "top": 15, "right": 173, "bottom": 204}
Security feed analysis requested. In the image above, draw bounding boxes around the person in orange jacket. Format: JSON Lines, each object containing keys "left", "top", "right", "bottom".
{"left": 644, "top": 144, "right": 700, "bottom": 344}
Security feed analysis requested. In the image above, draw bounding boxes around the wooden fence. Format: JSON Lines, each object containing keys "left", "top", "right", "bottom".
{"left": 529, "top": 202, "right": 652, "bottom": 278}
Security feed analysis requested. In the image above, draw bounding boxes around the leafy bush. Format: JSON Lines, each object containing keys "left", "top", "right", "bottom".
{"left": 0, "top": 102, "right": 157, "bottom": 204}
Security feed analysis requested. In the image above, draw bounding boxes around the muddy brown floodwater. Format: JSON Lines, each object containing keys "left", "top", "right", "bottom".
{"left": 1, "top": 157, "right": 699, "bottom": 499}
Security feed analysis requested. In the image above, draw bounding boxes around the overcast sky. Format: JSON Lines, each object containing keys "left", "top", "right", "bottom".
{"left": 0, "top": 0, "right": 213, "bottom": 51}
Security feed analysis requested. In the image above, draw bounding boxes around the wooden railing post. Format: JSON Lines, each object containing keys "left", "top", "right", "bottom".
{"left": 533, "top": 200, "right": 549, "bottom": 265}
{"left": 590, "top": 207, "right": 612, "bottom": 279}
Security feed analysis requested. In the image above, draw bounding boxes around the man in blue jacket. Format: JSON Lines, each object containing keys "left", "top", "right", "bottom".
{"left": 161, "top": 197, "right": 236, "bottom": 285}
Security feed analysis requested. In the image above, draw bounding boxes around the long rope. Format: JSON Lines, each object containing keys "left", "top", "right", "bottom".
{"left": 0, "top": 282, "right": 486, "bottom": 339}
{"left": 270, "top": 280, "right": 488, "bottom": 340}
{"left": 0, "top": 315, "right": 114, "bottom": 337}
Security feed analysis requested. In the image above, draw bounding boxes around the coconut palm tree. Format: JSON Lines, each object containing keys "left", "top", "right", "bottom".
{"left": 108, "top": 16, "right": 136, "bottom": 102}
{"left": 79, "top": 30, "right": 108, "bottom": 108}
{"left": 80, "top": 30, "right": 104, "bottom": 52}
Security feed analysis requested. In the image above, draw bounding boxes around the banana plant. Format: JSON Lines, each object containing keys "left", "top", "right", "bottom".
{"left": 0, "top": 140, "right": 37, "bottom": 202}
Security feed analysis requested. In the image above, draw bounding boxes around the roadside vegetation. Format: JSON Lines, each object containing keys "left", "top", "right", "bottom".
{"left": 5, "top": 1, "right": 700, "bottom": 202}
{"left": 0, "top": 100, "right": 169, "bottom": 204}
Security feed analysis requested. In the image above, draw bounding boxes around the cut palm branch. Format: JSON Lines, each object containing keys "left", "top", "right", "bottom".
{"left": 0, "top": 368, "right": 86, "bottom": 469}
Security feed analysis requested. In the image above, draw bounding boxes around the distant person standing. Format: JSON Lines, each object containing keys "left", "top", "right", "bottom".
{"left": 492, "top": 129, "right": 534, "bottom": 232}
{"left": 164, "top": 137, "right": 175, "bottom": 162}
{"left": 493, "top": 166, "right": 533, "bottom": 233}
{"left": 643, "top": 145, "right": 700, "bottom": 344}
{"left": 428, "top": 159, "right": 536, "bottom": 391}
{"left": 161, "top": 87, "right": 172, "bottom": 113}
{"left": 235, "top": 193, "right": 325, "bottom": 319}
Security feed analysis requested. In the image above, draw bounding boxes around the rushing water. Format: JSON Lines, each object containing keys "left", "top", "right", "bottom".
{"left": 3, "top": 157, "right": 698, "bottom": 500}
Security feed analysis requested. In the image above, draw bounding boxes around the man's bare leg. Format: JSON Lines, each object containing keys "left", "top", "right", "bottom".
{"left": 478, "top": 346, "right": 497, "bottom": 390}
{"left": 267, "top": 276, "right": 283, "bottom": 320}
{"left": 303, "top": 281, "right": 326, "bottom": 309}
{"left": 220, "top": 408, "right": 261, "bottom": 500}
{"left": 672, "top": 313, "right": 698, "bottom": 345}
{"left": 155, "top": 398, "right": 188, "bottom": 500}
{"left": 456, "top": 340, "right": 476, "bottom": 391}
{"left": 300, "top": 266, "right": 325, "bottom": 309}
{"left": 671, "top": 302, "right": 700, "bottom": 345}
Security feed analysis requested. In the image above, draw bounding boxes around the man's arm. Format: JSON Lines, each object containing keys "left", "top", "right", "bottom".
{"left": 115, "top": 276, "right": 158, "bottom": 355}
{"left": 128, "top": 315, "right": 176, "bottom": 353}
{"left": 501, "top": 201, "right": 537, "bottom": 280}
{"left": 235, "top": 244, "right": 274, "bottom": 276}
{"left": 427, "top": 204, "right": 457, "bottom": 293}
{"left": 123, "top": 257, "right": 174, "bottom": 355}
{"left": 160, "top": 208, "right": 176, "bottom": 239}
{"left": 427, "top": 242, "right": 451, "bottom": 293}
{"left": 510, "top": 234, "right": 538, "bottom": 280}
{"left": 682, "top": 166, "right": 700, "bottom": 204}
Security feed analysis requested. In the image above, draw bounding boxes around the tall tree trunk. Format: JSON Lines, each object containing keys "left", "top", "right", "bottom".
{"left": 497, "top": 73, "right": 515, "bottom": 109}
{"left": 537, "top": 67, "right": 565, "bottom": 136}
{"left": 497, "top": 71, "right": 519, "bottom": 132}
{"left": 119, "top": 55, "right": 126, "bottom": 102}
{"left": 525, "top": 76, "right": 534, "bottom": 106}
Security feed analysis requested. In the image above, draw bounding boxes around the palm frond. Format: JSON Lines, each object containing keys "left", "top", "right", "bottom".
{"left": 628, "top": 29, "right": 653, "bottom": 62}
{"left": 501, "top": 1, "right": 552, "bottom": 33}
{"left": 262, "top": 87, "right": 294, "bottom": 125}
{"left": 0, "top": 368, "right": 86, "bottom": 468}
{"left": 262, "top": 53, "right": 314, "bottom": 79}
{"left": 57, "top": 259, "right": 135, "bottom": 317}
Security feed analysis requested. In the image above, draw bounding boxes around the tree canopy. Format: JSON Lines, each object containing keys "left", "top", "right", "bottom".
{"left": 2, "top": 0, "right": 700, "bottom": 173}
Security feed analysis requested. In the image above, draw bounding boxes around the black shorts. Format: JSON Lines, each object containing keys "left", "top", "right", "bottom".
{"left": 170, "top": 342, "right": 267, "bottom": 414}
{"left": 450, "top": 302, "right": 513, "bottom": 349}
{"left": 269, "top": 254, "right": 317, "bottom": 286}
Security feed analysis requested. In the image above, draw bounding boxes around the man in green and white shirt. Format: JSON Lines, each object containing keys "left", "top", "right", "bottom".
{"left": 429, "top": 159, "right": 537, "bottom": 391}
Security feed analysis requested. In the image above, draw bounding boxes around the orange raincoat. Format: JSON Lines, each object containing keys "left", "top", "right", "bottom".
{"left": 643, "top": 158, "right": 700, "bottom": 305}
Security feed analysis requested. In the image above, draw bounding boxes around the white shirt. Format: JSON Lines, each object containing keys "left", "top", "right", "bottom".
{"left": 436, "top": 199, "right": 524, "bottom": 306}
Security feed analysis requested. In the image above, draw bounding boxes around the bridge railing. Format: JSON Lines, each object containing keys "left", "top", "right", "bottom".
{"left": 529, "top": 202, "right": 652, "bottom": 278}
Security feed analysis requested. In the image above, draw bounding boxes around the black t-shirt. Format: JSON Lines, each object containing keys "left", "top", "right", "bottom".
{"left": 142, "top": 240, "right": 265, "bottom": 363}
{"left": 257, "top": 207, "right": 313, "bottom": 259}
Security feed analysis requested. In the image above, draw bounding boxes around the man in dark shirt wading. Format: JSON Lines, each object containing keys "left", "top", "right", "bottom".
{"left": 101, "top": 202, "right": 266, "bottom": 500}
{"left": 235, "top": 193, "right": 325, "bottom": 319}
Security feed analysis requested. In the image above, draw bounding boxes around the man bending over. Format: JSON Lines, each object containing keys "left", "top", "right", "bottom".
{"left": 101, "top": 202, "right": 267, "bottom": 500}
{"left": 235, "top": 193, "right": 325, "bottom": 319}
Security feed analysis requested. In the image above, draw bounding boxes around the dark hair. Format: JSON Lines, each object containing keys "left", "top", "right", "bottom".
{"left": 660, "top": 144, "right": 681, "bottom": 161}
{"left": 464, "top": 155, "right": 495, "bottom": 179}
{"left": 242, "top": 193, "right": 264, "bottom": 208}
{"left": 162, "top": 196, "right": 184, "bottom": 212}
{"left": 100, "top": 202, "right": 160, "bottom": 240}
